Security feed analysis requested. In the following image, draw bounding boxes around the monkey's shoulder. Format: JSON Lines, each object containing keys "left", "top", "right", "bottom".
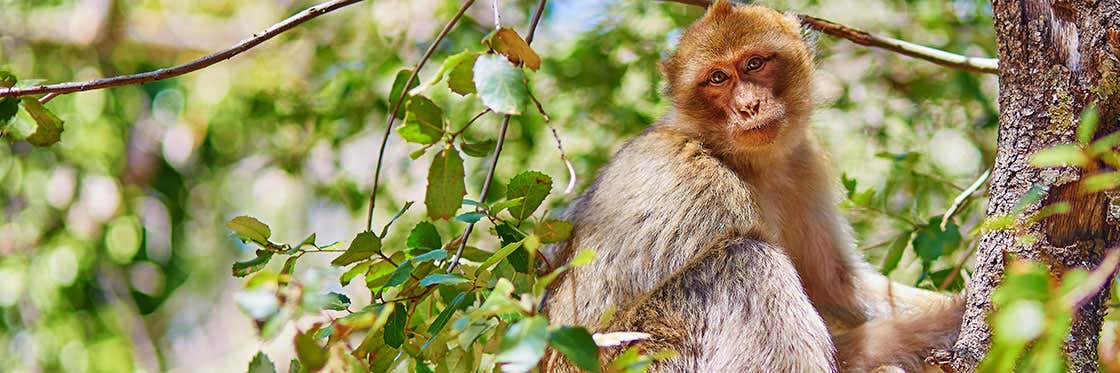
{"left": 604, "top": 125, "right": 735, "bottom": 181}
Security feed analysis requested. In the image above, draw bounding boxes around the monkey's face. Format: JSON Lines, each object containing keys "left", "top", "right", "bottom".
{"left": 663, "top": 2, "right": 815, "bottom": 151}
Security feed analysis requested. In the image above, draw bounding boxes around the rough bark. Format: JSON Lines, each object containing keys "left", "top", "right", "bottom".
{"left": 949, "top": 0, "right": 1120, "bottom": 371}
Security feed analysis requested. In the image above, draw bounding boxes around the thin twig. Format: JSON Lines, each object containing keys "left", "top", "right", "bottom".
{"left": 365, "top": 0, "right": 478, "bottom": 232}
{"left": 529, "top": 90, "right": 577, "bottom": 194}
{"left": 940, "top": 168, "right": 991, "bottom": 230}
{"left": 448, "top": 0, "right": 549, "bottom": 272}
{"left": 658, "top": 0, "right": 999, "bottom": 74}
{"left": 449, "top": 109, "right": 492, "bottom": 140}
{"left": 0, "top": 0, "right": 367, "bottom": 99}
{"left": 938, "top": 240, "right": 977, "bottom": 290}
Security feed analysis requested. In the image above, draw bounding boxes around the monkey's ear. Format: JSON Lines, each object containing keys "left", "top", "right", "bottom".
{"left": 706, "top": 0, "right": 734, "bottom": 17}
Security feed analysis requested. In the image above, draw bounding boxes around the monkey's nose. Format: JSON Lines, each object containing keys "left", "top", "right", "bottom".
{"left": 736, "top": 101, "right": 761, "bottom": 118}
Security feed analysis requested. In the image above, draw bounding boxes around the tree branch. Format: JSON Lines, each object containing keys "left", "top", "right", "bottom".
{"left": 659, "top": 0, "right": 999, "bottom": 74}
{"left": 0, "top": 0, "right": 366, "bottom": 99}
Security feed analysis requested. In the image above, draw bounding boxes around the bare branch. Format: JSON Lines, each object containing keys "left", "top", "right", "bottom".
{"left": 365, "top": 0, "right": 478, "bottom": 231}
{"left": 659, "top": 0, "right": 1000, "bottom": 74}
{"left": 0, "top": 0, "right": 367, "bottom": 98}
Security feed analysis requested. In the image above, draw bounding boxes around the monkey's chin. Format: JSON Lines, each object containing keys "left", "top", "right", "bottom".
{"left": 730, "top": 121, "right": 782, "bottom": 147}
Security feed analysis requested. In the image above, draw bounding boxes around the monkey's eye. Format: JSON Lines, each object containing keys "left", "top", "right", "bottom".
{"left": 707, "top": 71, "right": 730, "bottom": 85}
{"left": 744, "top": 57, "right": 765, "bottom": 72}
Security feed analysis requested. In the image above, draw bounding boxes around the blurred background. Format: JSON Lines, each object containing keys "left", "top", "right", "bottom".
{"left": 2, "top": 0, "right": 1100, "bottom": 372}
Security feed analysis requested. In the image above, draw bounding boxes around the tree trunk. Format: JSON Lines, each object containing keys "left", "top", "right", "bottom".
{"left": 949, "top": 0, "right": 1120, "bottom": 371}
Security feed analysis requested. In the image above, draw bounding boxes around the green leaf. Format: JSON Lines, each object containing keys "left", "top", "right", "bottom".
{"left": 506, "top": 171, "right": 552, "bottom": 221}
{"left": 911, "top": 217, "right": 962, "bottom": 272}
{"left": 0, "top": 97, "right": 16, "bottom": 125}
{"left": 21, "top": 97, "right": 64, "bottom": 146}
{"left": 1077, "top": 104, "right": 1099, "bottom": 144}
{"left": 490, "top": 197, "right": 525, "bottom": 215}
{"left": 322, "top": 292, "right": 351, "bottom": 311}
{"left": 879, "top": 233, "right": 911, "bottom": 275}
{"left": 570, "top": 249, "right": 596, "bottom": 266}
{"left": 233, "top": 251, "right": 274, "bottom": 277}
{"left": 384, "top": 261, "right": 414, "bottom": 288}
{"left": 497, "top": 316, "right": 550, "bottom": 372}
{"left": 379, "top": 201, "right": 415, "bottom": 238}
{"left": 248, "top": 351, "right": 277, "bottom": 373}
{"left": 461, "top": 139, "right": 496, "bottom": 157}
{"left": 384, "top": 306, "right": 408, "bottom": 348}
{"left": 297, "top": 233, "right": 317, "bottom": 249}
{"left": 419, "top": 273, "right": 469, "bottom": 286}
{"left": 226, "top": 216, "right": 272, "bottom": 246}
{"left": 398, "top": 95, "right": 445, "bottom": 144}
{"left": 407, "top": 221, "right": 443, "bottom": 252}
{"left": 411, "top": 249, "right": 448, "bottom": 263}
{"left": 454, "top": 212, "right": 486, "bottom": 223}
{"left": 288, "top": 359, "right": 304, "bottom": 373}
{"left": 422, "top": 292, "right": 467, "bottom": 349}
{"left": 340, "top": 261, "right": 370, "bottom": 286}
{"left": 0, "top": 71, "right": 15, "bottom": 87}
{"left": 537, "top": 219, "right": 573, "bottom": 243}
{"left": 446, "top": 52, "right": 479, "bottom": 95}
{"left": 294, "top": 328, "right": 328, "bottom": 371}
{"left": 416, "top": 360, "right": 435, "bottom": 373}
{"left": 473, "top": 54, "right": 528, "bottom": 115}
{"left": 330, "top": 231, "right": 382, "bottom": 266}
{"left": 483, "top": 27, "right": 542, "bottom": 71}
{"left": 478, "top": 240, "right": 524, "bottom": 274}
{"left": 389, "top": 68, "right": 419, "bottom": 116}
{"left": 1029, "top": 144, "right": 1089, "bottom": 168}
{"left": 549, "top": 327, "right": 601, "bottom": 372}
{"left": 426, "top": 148, "right": 466, "bottom": 220}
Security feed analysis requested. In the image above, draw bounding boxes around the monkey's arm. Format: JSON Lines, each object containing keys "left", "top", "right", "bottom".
{"left": 600, "top": 235, "right": 836, "bottom": 372}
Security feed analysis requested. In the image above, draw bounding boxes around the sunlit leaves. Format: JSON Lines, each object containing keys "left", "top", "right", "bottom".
{"left": 506, "top": 171, "right": 552, "bottom": 221}
{"left": 331, "top": 231, "right": 382, "bottom": 266}
{"left": 426, "top": 148, "right": 466, "bottom": 220}
{"left": 248, "top": 351, "right": 277, "bottom": 373}
{"left": 398, "top": 95, "right": 445, "bottom": 144}
{"left": 227, "top": 216, "right": 272, "bottom": 246}
{"left": 497, "top": 316, "right": 549, "bottom": 372}
{"left": 1077, "top": 104, "right": 1099, "bottom": 144}
{"left": 484, "top": 27, "right": 542, "bottom": 71}
{"left": 419, "top": 273, "right": 469, "bottom": 286}
{"left": 549, "top": 327, "right": 600, "bottom": 372}
{"left": 537, "top": 219, "right": 573, "bottom": 243}
{"left": 443, "top": 51, "right": 480, "bottom": 95}
{"left": 474, "top": 54, "right": 528, "bottom": 115}
{"left": 1029, "top": 144, "right": 1089, "bottom": 168}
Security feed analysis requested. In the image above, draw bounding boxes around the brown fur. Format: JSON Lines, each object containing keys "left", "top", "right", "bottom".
{"left": 542, "top": 2, "right": 961, "bottom": 372}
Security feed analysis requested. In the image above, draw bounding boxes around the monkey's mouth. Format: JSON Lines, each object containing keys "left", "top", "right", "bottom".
{"left": 730, "top": 116, "right": 783, "bottom": 146}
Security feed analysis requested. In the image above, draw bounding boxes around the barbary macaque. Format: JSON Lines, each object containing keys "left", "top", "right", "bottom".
{"left": 541, "top": 2, "right": 963, "bottom": 371}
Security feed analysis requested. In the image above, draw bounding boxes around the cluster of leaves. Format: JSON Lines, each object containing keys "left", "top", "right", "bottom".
{"left": 226, "top": 26, "right": 656, "bottom": 372}
{"left": 0, "top": 71, "right": 65, "bottom": 146}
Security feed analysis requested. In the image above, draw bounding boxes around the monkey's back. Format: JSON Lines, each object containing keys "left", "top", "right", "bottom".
{"left": 542, "top": 122, "right": 773, "bottom": 328}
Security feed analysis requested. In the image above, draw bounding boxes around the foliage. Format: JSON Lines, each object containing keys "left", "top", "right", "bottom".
{"left": 2, "top": 0, "right": 1118, "bottom": 372}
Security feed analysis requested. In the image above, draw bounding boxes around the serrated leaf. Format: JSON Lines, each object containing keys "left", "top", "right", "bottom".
{"left": 484, "top": 27, "right": 542, "bottom": 71}
{"left": 506, "top": 171, "right": 552, "bottom": 221}
{"left": 537, "top": 219, "right": 573, "bottom": 243}
{"left": 407, "top": 221, "right": 442, "bottom": 252}
{"left": 1029, "top": 145, "right": 1089, "bottom": 168}
{"left": 389, "top": 68, "right": 419, "bottom": 116}
{"left": 294, "top": 328, "right": 328, "bottom": 371}
{"left": 461, "top": 139, "right": 495, "bottom": 157}
{"left": 398, "top": 95, "right": 445, "bottom": 144}
{"left": 426, "top": 148, "right": 466, "bottom": 220}
{"left": 454, "top": 212, "right": 486, "bottom": 223}
{"left": 549, "top": 327, "right": 600, "bottom": 372}
{"left": 419, "top": 273, "right": 469, "bottom": 286}
{"left": 233, "top": 251, "right": 274, "bottom": 277}
{"left": 331, "top": 231, "right": 381, "bottom": 266}
{"left": 473, "top": 54, "right": 528, "bottom": 115}
{"left": 384, "top": 306, "right": 408, "bottom": 348}
{"left": 879, "top": 233, "right": 911, "bottom": 275}
{"left": 226, "top": 216, "right": 272, "bottom": 246}
{"left": 497, "top": 316, "right": 549, "bottom": 372}
{"left": 248, "top": 351, "right": 277, "bottom": 373}
{"left": 21, "top": 97, "right": 64, "bottom": 146}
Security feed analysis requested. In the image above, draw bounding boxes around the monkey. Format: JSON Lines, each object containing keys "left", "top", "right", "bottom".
{"left": 540, "top": 2, "right": 963, "bottom": 372}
